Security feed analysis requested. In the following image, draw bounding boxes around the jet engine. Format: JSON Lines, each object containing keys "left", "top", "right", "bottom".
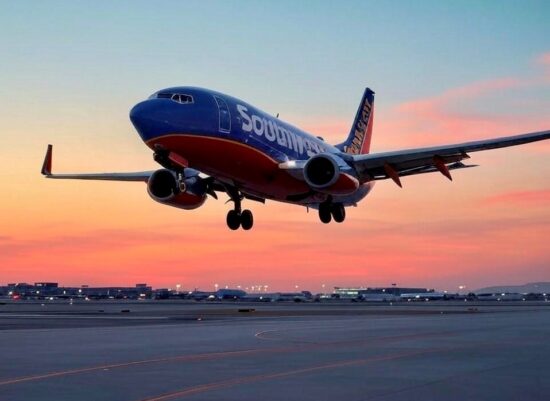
{"left": 147, "top": 169, "right": 207, "bottom": 210}
{"left": 303, "top": 153, "right": 359, "bottom": 195}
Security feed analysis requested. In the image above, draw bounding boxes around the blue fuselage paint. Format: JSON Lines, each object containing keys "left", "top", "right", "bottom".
{"left": 130, "top": 87, "right": 373, "bottom": 205}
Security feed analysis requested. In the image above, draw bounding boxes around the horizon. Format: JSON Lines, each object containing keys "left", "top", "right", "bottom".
{"left": 3, "top": 279, "right": 549, "bottom": 294}
{"left": 1, "top": 1, "right": 548, "bottom": 290}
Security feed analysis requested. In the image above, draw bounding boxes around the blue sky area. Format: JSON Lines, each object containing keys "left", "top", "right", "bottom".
{"left": 1, "top": 0, "right": 548, "bottom": 118}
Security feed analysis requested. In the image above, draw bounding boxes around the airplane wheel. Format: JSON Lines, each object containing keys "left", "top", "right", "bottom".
{"left": 318, "top": 203, "right": 332, "bottom": 224}
{"left": 331, "top": 203, "right": 346, "bottom": 223}
{"left": 226, "top": 210, "right": 241, "bottom": 230}
{"left": 241, "top": 209, "right": 254, "bottom": 230}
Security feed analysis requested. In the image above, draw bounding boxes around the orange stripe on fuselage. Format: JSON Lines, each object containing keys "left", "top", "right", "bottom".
{"left": 146, "top": 134, "right": 312, "bottom": 202}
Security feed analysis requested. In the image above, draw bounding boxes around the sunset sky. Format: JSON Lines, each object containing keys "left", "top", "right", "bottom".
{"left": 1, "top": 1, "right": 548, "bottom": 292}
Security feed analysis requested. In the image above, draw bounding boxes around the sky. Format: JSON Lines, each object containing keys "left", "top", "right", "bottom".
{"left": 0, "top": 1, "right": 549, "bottom": 292}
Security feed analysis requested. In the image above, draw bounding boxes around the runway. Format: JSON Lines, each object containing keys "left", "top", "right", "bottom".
{"left": 1, "top": 301, "right": 549, "bottom": 400}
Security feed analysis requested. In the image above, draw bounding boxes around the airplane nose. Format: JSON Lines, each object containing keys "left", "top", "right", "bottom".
{"left": 130, "top": 100, "right": 162, "bottom": 141}
{"left": 129, "top": 100, "right": 151, "bottom": 128}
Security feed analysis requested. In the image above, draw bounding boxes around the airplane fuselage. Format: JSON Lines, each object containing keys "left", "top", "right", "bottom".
{"left": 130, "top": 87, "right": 373, "bottom": 205}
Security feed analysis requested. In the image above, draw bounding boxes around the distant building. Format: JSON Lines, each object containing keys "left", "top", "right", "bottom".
{"left": 0, "top": 283, "right": 152, "bottom": 300}
{"left": 476, "top": 292, "right": 524, "bottom": 301}
{"left": 334, "top": 286, "right": 434, "bottom": 301}
{"left": 215, "top": 289, "right": 246, "bottom": 300}
{"left": 34, "top": 282, "right": 59, "bottom": 296}
{"left": 333, "top": 287, "right": 367, "bottom": 299}
{"left": 244, "top": 291, "right": 311, "bottom": 302}
{"left": 76, "top": 284, "right": 152, "bottom": 299}
{"left": 400, "top": 292, "right": 446, "bottom": 301}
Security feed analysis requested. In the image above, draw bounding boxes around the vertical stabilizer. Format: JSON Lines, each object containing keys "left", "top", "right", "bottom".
{"left": 339, "top": 88, "right": 375, "bottom": 155}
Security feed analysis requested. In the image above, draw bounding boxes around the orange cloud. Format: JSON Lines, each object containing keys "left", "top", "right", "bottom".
{"left": 483, "top": 189, "right": 550, "bottom": 206}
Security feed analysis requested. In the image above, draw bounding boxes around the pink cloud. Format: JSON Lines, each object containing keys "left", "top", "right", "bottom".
{"left": 292, "top": 52, "right": 550, "bottom": 152}
{"left": 536, "top": 52, "right": 550, "bottom": 67}
{"left": 535, "top": 51, "right": 550, "bottom": 82}
{"left": 375, "top": 54, "right": 550, "bottom": 149}
{"left": 483, "top": 189, "right": 550, "bottom": 205}
{"left": 398, "top": 77, "right": 524, "bottom": 115}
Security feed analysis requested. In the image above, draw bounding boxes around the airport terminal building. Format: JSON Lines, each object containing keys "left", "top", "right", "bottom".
{"left": 333, "top": 286, "right": 436, "bottom": 301}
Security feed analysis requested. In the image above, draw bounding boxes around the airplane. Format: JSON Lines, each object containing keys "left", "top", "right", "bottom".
{"left": 41, "top": 87, "right": 550, "bottom": 230}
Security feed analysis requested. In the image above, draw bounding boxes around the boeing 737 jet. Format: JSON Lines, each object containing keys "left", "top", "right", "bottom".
{"left": 41, "top": 87, "right": 549, "bottom": 230}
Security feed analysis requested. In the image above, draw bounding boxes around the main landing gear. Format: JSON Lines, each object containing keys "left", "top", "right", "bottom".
{"left": 226, "top": 188, "right": 254, "bottom": 230}
{"left": 226, "top": 208, "right": 253, "bottom": 230}
{"left": 318, "top": 202, "right": 346, "bottom": 224}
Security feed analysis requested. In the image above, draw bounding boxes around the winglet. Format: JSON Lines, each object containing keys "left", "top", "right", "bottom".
{"left": 41, "top": 144, "right": 53, "bottom": 176}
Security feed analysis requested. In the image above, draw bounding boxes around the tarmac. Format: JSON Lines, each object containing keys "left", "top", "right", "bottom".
{"left": 1, "top": 300, "right": 549, "bottom": 401}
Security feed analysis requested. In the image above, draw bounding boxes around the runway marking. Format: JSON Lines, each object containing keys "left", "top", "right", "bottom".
{"left": 255, "top": 327, "right": 455, "bottom": 346}
{"left": 0, "top": 329, "right": 455, "bottom": 387}
{"left": 0, "top": 348, "right": 288, "bottom": 387}
{"left": 137, "top": 347, "right": 453, "bottom": 401}
{"left": 0, "top": 314, "right": 168, "bottom": 320}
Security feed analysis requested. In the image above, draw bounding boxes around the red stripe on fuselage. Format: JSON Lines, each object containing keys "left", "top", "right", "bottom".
{"left": 146, "top": 134, "right": 312, "bottom": 201}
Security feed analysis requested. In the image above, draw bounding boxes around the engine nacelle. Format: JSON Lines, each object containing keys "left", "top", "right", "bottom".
{"left": 147, "top": 169, "right": 207, "bottom": 210}
{"left": 303, "top": 153, "right": 359, "bottom": 195}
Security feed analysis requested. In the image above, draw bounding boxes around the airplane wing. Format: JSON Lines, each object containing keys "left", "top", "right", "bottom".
{"left": 41, "top": 144, "right": 154, "bottom": 182}
{"left": 350, "top": 130, "right": 550, "bottom": 186}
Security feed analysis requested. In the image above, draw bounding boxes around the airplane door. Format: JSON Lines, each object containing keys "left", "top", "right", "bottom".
{"left": 214, "top": 96, "right": 231, "bottom": 133}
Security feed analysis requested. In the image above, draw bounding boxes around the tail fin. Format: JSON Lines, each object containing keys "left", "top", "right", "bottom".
{"left": 339, "top": 88, "right": 375, "bottom": 155}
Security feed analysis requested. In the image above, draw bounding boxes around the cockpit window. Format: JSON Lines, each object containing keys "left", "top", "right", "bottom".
{"left": 156, "top": 92, "right": 172, "bottom": 99}
{"left": 171, "top": 94, "right": 194, "bottom": 104}
{"left": 154, "top": 92, "right": 194, "bottom": 104}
